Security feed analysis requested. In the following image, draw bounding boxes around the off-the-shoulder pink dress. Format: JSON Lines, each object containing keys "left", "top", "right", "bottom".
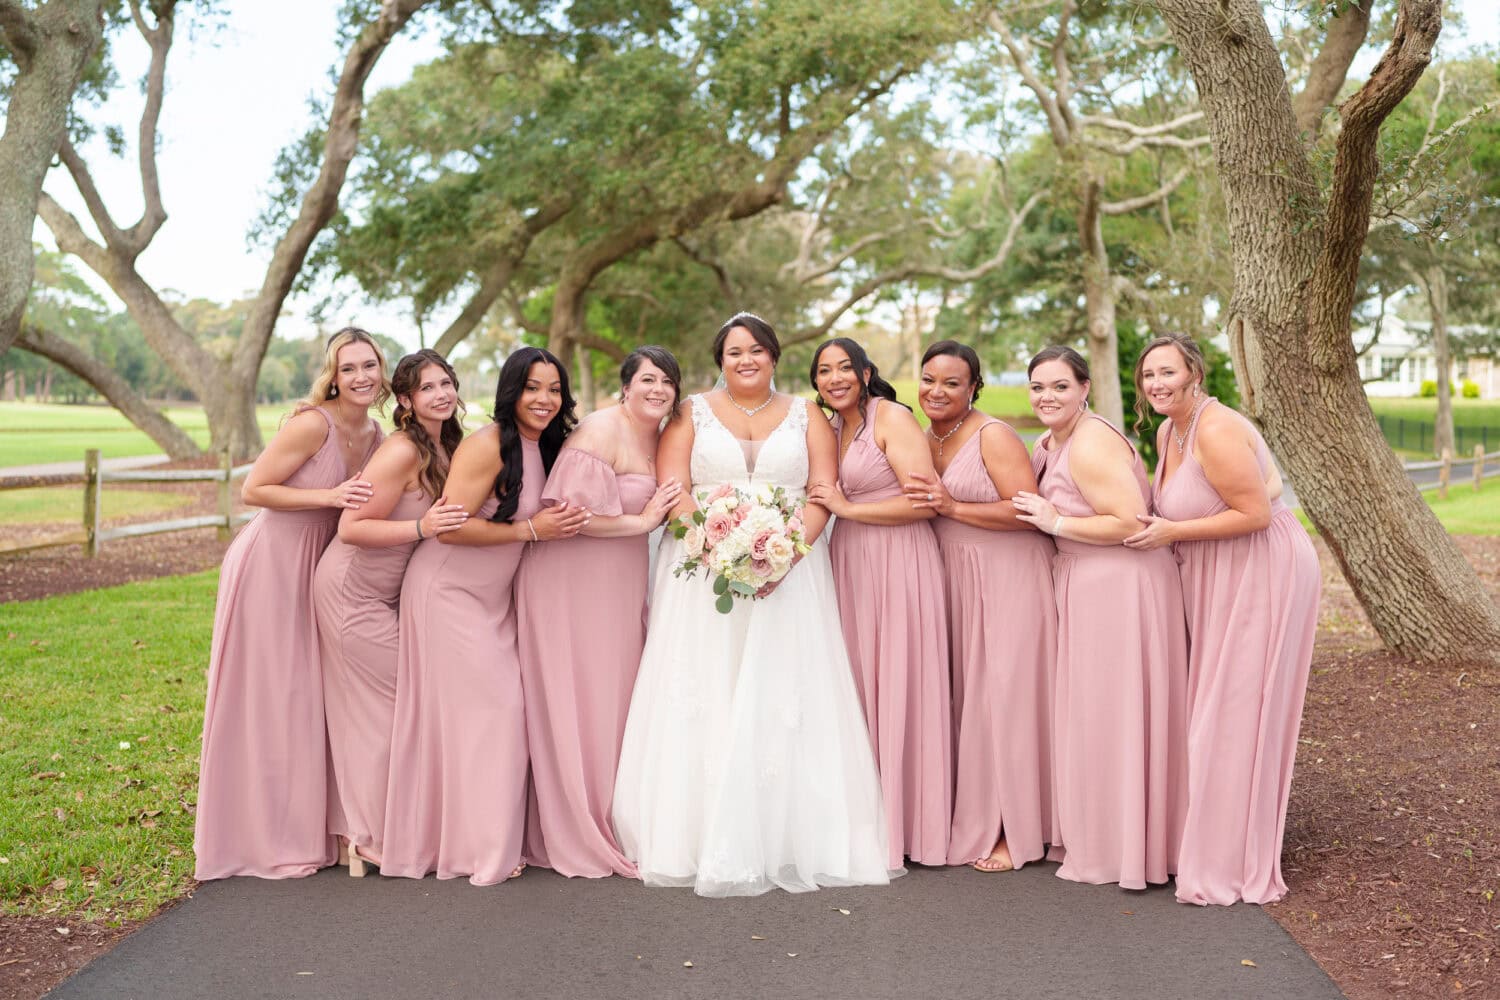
{"left": 1153, "top": 400, "right": 1320, "bottom": 906}
{"left": 828, "top": 398, "right": 951, "bottom": 869}
{"left": 194, "top": 406, "right": 382, "bottom": 879}
{"left": 934, "top": 417, "right": 1058, "bottom": 869}
{"left": 1032, "top": 413, "right": 1188, "bottom": 889}
{"left": 313, "top": 485, "right": 431, "bottom": 860}
{"left": 516, "top": 446, "right": 655, "bottom": 878}
{"left": 380, "top": 437, "right": 543, "bottom": 885}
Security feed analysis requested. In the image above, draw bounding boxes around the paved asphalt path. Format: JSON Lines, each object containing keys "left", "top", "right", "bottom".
{"left": 49, "top": 864, "right": 1341, "bottom": 1000}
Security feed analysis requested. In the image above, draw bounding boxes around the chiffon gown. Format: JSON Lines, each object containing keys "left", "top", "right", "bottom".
{"left": 516, "top": 447, "right": 655, "bottom": 878}
{"left": 1153, "top": 400, "right": 1320, "bottom": 906}
{"left": 194, "top": 406, "right": 382, "bottom": 880}
{"left": 313, "top": 484, "right": 431, "bottom": 860}
{"left": 1032, "top": 413, "right": 1188, "bottom": 889}
{"left": 613, "top": 395, "right": 898, "bottom": 896}
{"left": 935, "top": 417, "right": 1059, "bottom": 869}
{"left": 380, "top": 438, "right": 544, "bottom": 886}
{"left": 829, "top": 398, "right": 951, "bottom": 869}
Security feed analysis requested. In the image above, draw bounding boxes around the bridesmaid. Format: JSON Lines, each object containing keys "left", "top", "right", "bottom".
{"left": 194, "top": 327, "right": 387, "bottom": 880}
{"left": 312, "top": 349, "right": 469, "bottom": 875}
{"left": 517, "top": 346, "right": 683, "bottom": 878}
{"left": 1125, "top": 334, "right": 1320, "bottom": 906}
{"left": 901, "top": 340, "right": 1057, "bottom": 874}
{"left": 807, "top": 337, "right": 952, "bottom": 870}
{"left": 380, "top": 347, "right": 589, "bottom": 885}
{"left": 1013, "top": 345, "right": 1188, "bottom": 890}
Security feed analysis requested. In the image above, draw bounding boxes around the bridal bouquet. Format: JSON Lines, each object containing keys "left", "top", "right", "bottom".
{"left": 671, "top": 484, "right": 811, "bottom": 614}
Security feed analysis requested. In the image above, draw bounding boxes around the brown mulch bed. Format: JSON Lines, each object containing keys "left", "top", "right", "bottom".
{"left": 2, "top": 497, "right": 1497, "bottom": 998}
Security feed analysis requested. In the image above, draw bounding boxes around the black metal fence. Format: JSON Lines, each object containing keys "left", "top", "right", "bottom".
{"left": 1376, "top": 415, "right": 1496, "bottom": 455}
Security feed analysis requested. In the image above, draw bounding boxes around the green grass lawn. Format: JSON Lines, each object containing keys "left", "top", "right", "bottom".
{"left": 0, "top": 402, "right": 287, "bottom": 468}
{"left": 0, "top": 487, "right": 195, "bottom": 526}
{"left": 0, "top": 571, "right": 214, "bottom": 921}
{"left": 881, "top": 379, "right": 1033, "bottom": 425}
{"left": 1366, "top": 397, "right": 1500, "bottom": 428}
{"left": 1296, "top": 477, "right": 1500, "bottom": 536}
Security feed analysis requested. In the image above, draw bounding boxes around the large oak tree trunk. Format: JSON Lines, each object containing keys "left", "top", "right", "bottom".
{"left": 1424, "top": 264, "right": 1454, "bottom": 457}
{"left": 1079, "top": 178, "right": 1124, "bottom": 427}
{"left": 1162, "top": 0, "right": 1500, "bottom": 665}
{"left": 0, "top": 0, "right": 106, "bottom": 353}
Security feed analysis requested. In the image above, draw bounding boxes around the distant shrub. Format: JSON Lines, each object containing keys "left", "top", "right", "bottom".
{"left": 1418, "top": 380, "right": 1458, "bottom": 398}
{"left": 1461, "top": 379, "right": 1480, "bottom": 399}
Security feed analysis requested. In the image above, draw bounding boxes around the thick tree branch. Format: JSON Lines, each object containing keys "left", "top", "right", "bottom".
{"left": 55, "top": 139, "right": 125, "bottom": 248}
{"left": 122, "top": 0, "right": 174, "bottom": 253}
{"left": 0, "top": 0, "right": 36, "bottom": 65}
{"left": 1077, "top": 110, "right": 1205, "bottom": 137}
{"left": 17, "top": 322, "right": 202, "bottom": 459}
{"left": 989, "top": 12, "right": 1072, "bottom": 147}
{"left": 1291, "top": 0, "right": 1372, "bottom": 142}
{"left": 1051, "top": 0, "right": 1078, "bottom": 135}
{"left": 1100, "top": 163, "right": 1194, "bottom": 215}
{"left": 1082, "top": 132, "right": 1211, "bottom": 155}
{"left": 673, "top": 237, "right": 736, "bottom": 302}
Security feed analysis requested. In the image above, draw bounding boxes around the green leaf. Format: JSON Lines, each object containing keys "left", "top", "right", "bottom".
{"left": 692, "top": 510, "right": 706, "bottom": 525}
{"left": 728, "top": 581, "right": 756, "bottom": 596}
{"left": 712, "top": 575, "right": 729, "bottom": 596}
{"left": 715, "top": 593, "right": 734, "bottom": 614}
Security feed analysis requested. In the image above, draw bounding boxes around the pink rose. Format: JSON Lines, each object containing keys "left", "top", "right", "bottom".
{"left": 750, "top": 529, "right": 772, "bottom": 560}
{"left": 731, "top": 504, "right": 749, "bottom": 526}
{"left": 706, "top": 483, "right": 734, "bottom": 503}
{"left": 704, "top": 510, "right": 733, "bottom": 545}
{"left": 751, "top": 557, "right": 774, "bottom": 578}
{"left": 786, "top": 515, "right": 803, "bottom": 536}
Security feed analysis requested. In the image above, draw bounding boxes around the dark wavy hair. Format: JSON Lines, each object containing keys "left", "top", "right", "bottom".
{"left": 712, "top": 312, "right": 781, "bottom": 368}
{"left": 1027, "top": 344, "right": 1091, "bottom": 383}
{"left": 1131, "top": 333, "right": 1207, "bottom": 435}
{"left": 620, "top": 345, "right": 682, "bottom": 417}
{"left": 809, "top": 337, "right": 908, "bottom": 413}
{"left": 921, "top": 340, "right": 984, "bottom": 402}
{"left": 490, "top": 347, "right": 575, "bottom": 522}
{"left": 390, "top": 350, "right": 465, "bottom": 500}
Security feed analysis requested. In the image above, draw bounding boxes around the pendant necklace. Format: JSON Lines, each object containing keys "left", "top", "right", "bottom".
{"left": 1173, "top": 396, "right": 1208, "bottom": 454}
{"left": 726, "top": 390, "right": 774, "bottom": 417}
{"left": 928, "top": 409, "right": 970, "bottom": 457}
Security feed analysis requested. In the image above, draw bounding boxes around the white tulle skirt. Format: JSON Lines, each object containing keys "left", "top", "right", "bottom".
{"left": 613, "top": 534, "right": 900, "bottom": 896}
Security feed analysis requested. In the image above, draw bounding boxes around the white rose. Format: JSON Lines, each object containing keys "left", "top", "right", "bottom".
{"left": 683, "top": 524, "right": 705, "bottom": 559}
{"left": 764, "top": 533, "right": 795, "bottom": 567}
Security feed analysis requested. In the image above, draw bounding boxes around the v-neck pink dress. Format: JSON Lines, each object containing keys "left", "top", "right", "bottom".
{"left": 1152, "top": 400, "right": 1320, "bottom": 906}
{"left": 934, "top": 417, "right": 1058, "bottom": 869}
{"left": 380, "top": 436, "right": 544, "bottom": 886}
{"left": 516, "top": 446, "right": 656, "bottom": 878}
{"left": 828, "top": 398, "right": 952, "bottom": 869}
{"left": 1032, "top": 413, "right": 1188, "bottom": 889}
{"left": 195, "top": 405, "right": 382, "bottom": 880}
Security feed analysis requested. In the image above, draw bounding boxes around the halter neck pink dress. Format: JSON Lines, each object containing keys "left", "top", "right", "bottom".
{"left": 380, "top": 436, "right": 544, "bottom": 885}
{"left": 935, "top": 416, "right": 1058, "bottom": 869}
{"left": 1152, "top": 400, "right": 1320, "bottom": 906}
{"left": 195, "top": 406, "right": 382, "bottom": 880}
{"left": 313, "top": 480, "right": 432, "bottom": 861}
{"left": 1032, "top": 413, "right": 1188, "bottom": 889}
{"left": 515, "top": 446, "right": 656, "bottom": 878}
{"left": 828, "top": 398, "right": 952, "bottom": 869}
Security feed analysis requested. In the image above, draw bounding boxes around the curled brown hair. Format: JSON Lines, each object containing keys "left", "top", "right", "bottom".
{"left": 1132, "top": 334, "right": 1207, "bottom": 435}
{"left": 391, "top": 349, "right": 465, "bottom": 499}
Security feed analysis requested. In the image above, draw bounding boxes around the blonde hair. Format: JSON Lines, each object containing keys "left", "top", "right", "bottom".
{"left": 301, "top": 327, "right": 392, "bottom": 412}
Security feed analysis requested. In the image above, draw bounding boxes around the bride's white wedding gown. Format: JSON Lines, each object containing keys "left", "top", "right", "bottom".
{"left": 612, "top": 394, "right": 900, "bottom": 896}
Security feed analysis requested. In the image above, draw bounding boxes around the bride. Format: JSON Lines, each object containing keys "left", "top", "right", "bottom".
{"left": 612, "top": 313, "right": 899, "bottom": 896}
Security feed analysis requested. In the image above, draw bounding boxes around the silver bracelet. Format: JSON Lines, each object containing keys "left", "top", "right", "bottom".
{"left": 415, "top": 518, "right": 425, "bottom": 540}
{"left": 526, "top": 518, "right": 539, "bottom": 542}
{"left": 1049, "top": 514, "right": 1063, "bottom": 536}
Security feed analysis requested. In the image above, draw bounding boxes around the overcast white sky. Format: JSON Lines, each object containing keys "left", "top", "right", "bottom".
{"left": 29, "top": 1, "right": 1500, "bottom": 354}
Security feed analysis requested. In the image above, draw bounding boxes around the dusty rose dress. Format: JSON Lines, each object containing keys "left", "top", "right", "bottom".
{"left": 313, "top": 485, "right": 431, "bottom": 859}
{"left": 934, "top": 416, "right": 1058, "bottom": 869}
{"left": 380, "top": 437, "right": 544, "bottom": 885}
{"left": 1032, "top": 413, "right": 1188, "bottom": 889}
{"left": 1153, "top": 400, "right": 1320, "bottom": 906}
{"left": 828, "top": 398, "right": 951, "bottom": 869}
{"left": 516, "top": 447, "right": 655, "bottom": 878}
{"left": 194, "top": 406, "right": 382, "bottom": 880}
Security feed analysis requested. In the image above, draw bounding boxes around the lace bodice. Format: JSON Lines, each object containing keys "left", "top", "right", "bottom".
{"left": 688, "top": 393, "right": 810, "bottom": 495}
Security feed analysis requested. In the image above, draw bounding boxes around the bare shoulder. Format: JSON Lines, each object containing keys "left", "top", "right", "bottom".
{"left": 273, "top": 407, "right": 330, "bottom": 449}
{"left": 875, "top": 397, "right": 921, "bottom": 433}
{"left": 567, "top": 408, "right": 624, "bottom": 455}
{"left": 802, "top": 396, "right": 832, "bottom": 427}
{"left": 1196, "top": 403, "right": 1257, "bottom": 451}
{"left": 375, "top": 431, "right": 421, "bottom": 462}
{"left": 1071, "top": 417, "right": 1133, "bottom": 465}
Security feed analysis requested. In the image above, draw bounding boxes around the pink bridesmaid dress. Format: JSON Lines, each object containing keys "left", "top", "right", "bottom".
{"left": 312, "top": 486, "right": 431, "bottom": 860}
{"left": 1153, "top": 400, "right": 1320, "bottom": 906}
{"left": 1033, "top": 413, "right": 1188, "bottom": 889}
{"left": 380, "top": 438, "right": 544, "bottom": 885}
{"left": 515, "top": 447, "right": 655, "bottom": 878}
{"left": 194, "top": 406, "right": 382, "bottom": 880}
{"left": 934, "top": 416, "right": 1058, "bottom": 869}
{"left": 828, "top": 398, "right": 952, "bottom": 869}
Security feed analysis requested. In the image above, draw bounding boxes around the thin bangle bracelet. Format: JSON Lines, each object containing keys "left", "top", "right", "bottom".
{"left": 526, "top": 518, "right": 539, "bottom": 542}
{"left": 415, "top": 518, "right": 425, "bottom": 540}
{"left": 1050, "top": 514, "right": 1064, "bottom": 536}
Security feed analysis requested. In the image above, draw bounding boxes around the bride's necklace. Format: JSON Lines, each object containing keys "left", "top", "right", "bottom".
{"left": 927, "top": 409, "right": 970, "bottom": 457}
{"left": 726, "top": 389, "right": 774, "bottom": 417}
{"left": 1173, "top": 395, "right": 1208, "bottom": 454}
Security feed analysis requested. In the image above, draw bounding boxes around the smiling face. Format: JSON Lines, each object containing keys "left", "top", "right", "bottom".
{"left": 334, "top": 341, "right": 382, "bottom": 408}
{"left": 918, "top": 353, "right": 975, "bottom": 426}
{"left": 514, "top": 361, "right": 563, "bottom": 439}
{"left": 1137, "top": 343, "right": 1199, "bottom": 418}
{"left": 623, "top": 359, "right": 677, "bottom": 424}
{"left": 1028, "top": 359, "right": 1089, "bottom": 430}
{"left": 720, "top": 326, "right": 774, "bottom": 397}
{"left": 400, "top": 362, "right": 458, "bottom": 427}
{"left": 813, "top": 345, "right": 867, "bottom": 416}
